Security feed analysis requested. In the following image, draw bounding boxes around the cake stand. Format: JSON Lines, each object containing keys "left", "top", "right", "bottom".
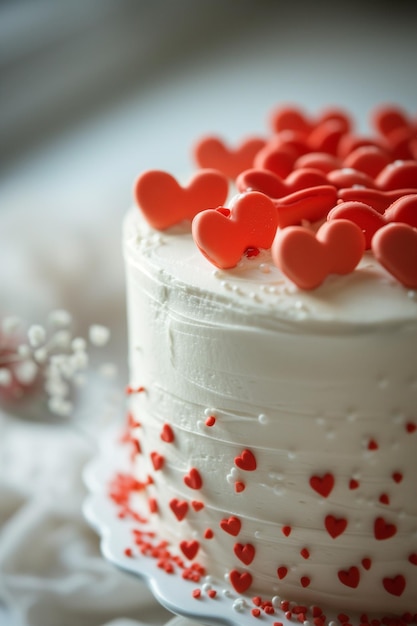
{"left": 83, "top": 425, "right": 362, "bottom": 626}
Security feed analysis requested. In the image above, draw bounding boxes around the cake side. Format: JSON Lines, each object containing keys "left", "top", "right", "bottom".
{"left": 122, "top": 207, "right": 417, "bottom": 614}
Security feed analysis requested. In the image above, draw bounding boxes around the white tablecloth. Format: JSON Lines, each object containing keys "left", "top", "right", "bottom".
{"left": 1, "top": 3, "right": 415, "bottom": 624}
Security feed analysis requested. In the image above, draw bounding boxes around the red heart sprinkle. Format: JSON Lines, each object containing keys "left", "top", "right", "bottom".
{"left": 300, "top": 548, "right": 310, "bottom": 559}
{"left": 328, "top": 201, "right": 386, "bottom": 249}
{"left": 309, "top": 473, "right": 335, "bottom": 498}
{"left": 368, "top": 438, "right": 378, "bottom": 450}
{"left": 270, "top": 105, "right": 313, "bottom": 135}
{"left": 272, "top": 219, "right": 365, "bottom": 290}
{"left": 150, "top": 451, "right": 164, "bottom": 471}
{"left": 392, "top": 471, "right": 403, "bottom": 483}
{"left": 277, "top": 566, "right": 288, "bottom": 579}
{"left": 234, "top": 449, "right": 257, "bottom": 471}
{"left": 160, "top": 423, "right": 174, "bottom": 443}
{"left": 295, "top": 152, "right": 341, "bottom": 173}
{"left": 169, "top": 498, "right": 189, "bottom": 521}
{"left": 379, "top": 493, "right": 390, "bottom": 505}
{"left": 373, "top": 105, "right": 411, "bottom": 138}
{"left": 220, "top": 516, "right": 241, "bottom": 536}
{"left": 184, "top": 467, "right": 202, "bottom": 490}
{"left": 372, "top": 222, "right": 417, "bottom": 288}
{"left": 192, "top": 191, "right": 278, "bottom": 269}
{"left": 408, "top": 553, "right": 417, "bottom": 565}
{"left": 362, "top": 558, "right": 372, "bottom": 570}
{"left": 135, "top": 169, "right": 228, "bottom": 230}
{"left": 229, "top": 569, "right": 253, "bottom": 594}
{"left": 193, "top": 135, "right": 266, "bottom": 179}
{"left": 382, "top": 574, "right": 406, "bottom": 597}
{"left": 406, "top": 421, "right": 416, "bottom": 433}
{"left": 282, "top": 525, "right": 292, "bottom": 537}
{"left": 338, "top": 566, "right": 360, "bottom": 588}
{"left": 325, "top": 514, "right": 348, "bottom": 538}
{"left": 191, "top": 500, "right": 204, "bottom": 511}
{"left": 180, "top": 540, "right": 200, "bottom": 560}
{"left": 300, "top": 576, "right": 311, "bottom": 588}
{"left": 349, "top": 478, "right": 360, "bottom": 490}
{"left": 235, "top": 481, "right": 246, "bottom": 493}
{"left": 374, "top": 516, "right": 397, "bottom": 540}
{"left": 204, "top": 528, "right": 214, "bottom": 539}
{"left": 234, "top": 543, "right": 255, "bottom": 565}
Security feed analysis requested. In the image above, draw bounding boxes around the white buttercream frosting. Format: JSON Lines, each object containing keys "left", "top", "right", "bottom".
{"left": 123, "top": 205, "right": 417, "bottom": 615}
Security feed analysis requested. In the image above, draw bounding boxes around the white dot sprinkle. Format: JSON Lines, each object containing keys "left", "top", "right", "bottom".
{"left": 89, "top": 324, "right": 110, "bottom": 347}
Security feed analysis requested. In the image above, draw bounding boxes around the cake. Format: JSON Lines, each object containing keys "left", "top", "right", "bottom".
{"left": 117, "top": 104, "right": 417, "bottom": 622}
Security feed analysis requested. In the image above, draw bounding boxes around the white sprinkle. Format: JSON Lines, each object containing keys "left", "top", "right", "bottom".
{"left": 202, "top": 582, "right": 212, "bottom": 592}
{"left": 14, "top": 360, "right": 38, "bottom": 384}
{"left": 258, "top": 413, "right": 268, "bottom": 425}
{"left": 233, "top": 598, "right": 247, "bottom": 612}
{"left": 89, "top": 324, "right": 110, "bottom": 347}
{"left": 0, "top": 368, "right": 12, "bottom": 386}
{"left": 222, "top": 588, "right": 233, "bottom": 598}
{"left": 71, "top": 351, "right": 89, "bottom": 370}
{"left": 48, "top": 396, "right": 73, "bottom": 417}
{"left": 272, "top": 595, "right": 281, "bottom": 607}
{"left": 27, "top": 324, "right": 46, "bottom": 348}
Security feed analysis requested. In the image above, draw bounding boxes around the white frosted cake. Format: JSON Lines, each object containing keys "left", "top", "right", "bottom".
{"left": 118, "top": 104, "right": 417, "bottom": 621}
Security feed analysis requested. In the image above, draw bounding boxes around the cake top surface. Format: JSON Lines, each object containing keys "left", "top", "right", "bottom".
{"left": 127, "top": 103, "right": 417, "bottom": 327}
{"left": 125, "top": 208, "right": 417, "bottom": 327}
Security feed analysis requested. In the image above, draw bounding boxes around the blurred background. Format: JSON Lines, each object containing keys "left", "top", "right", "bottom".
{"left": 0, "top": 1, "right": 416, "bottom": 625}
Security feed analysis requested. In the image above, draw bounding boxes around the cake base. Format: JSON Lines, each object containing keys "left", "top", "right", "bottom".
{"left": 84, "top": 423, "right": 408, "bottom": 626}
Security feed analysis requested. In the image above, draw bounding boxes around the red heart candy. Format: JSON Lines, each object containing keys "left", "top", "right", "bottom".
{"left": 229, "top": 569, "right": 253, "bottom": 594}
{"left": 272, "top": 219, "right": 365, "bottom": 290}
{"left": 372, "top": 223, "right": 417, "bottom": 288}
{"left": 338, "top": 566, "right": 360, "bottom": 589}
{"left": 274, "top": 185, "right": 338, "bottom": 227}
{"left": 254, "top": 143, "right": 297, "bottom": 178}
{"left": 324, "top": 514, "right": 348, "bottom": 539}
{"left": 337, "top": 187, "right": 417, "bottom": 213}
{"left": 134, "top": 169, "right": 228, "bottom": 230}
{"left": 180, "top": 539, "right": 199, "bottom": 560}
{"left": 343, "top": 145, "right": 391, "bottom": 177}
{"left": 192, "top": 191, "right": 278, "bottom": 269}
{"left": 309, "top": 473, "right": 335, "bottom": 498}
{"left": 234, "top": 449, "right": 257, "bottom": 471}
{"left": 236, "top": 168, "right": 288, "bottom": 198}
{"left": 183, "top": 467, "right": 202, "bottom": 490}
{"left": 234, "top": 543, "right": 255, "bottom": 565}
{"left": 270, "top": 105, "right": 313, "bottom": 135}
{"left": 373, "top": 105, "right": 411, "bottom": 138}
{"left": 328, "top": 201, "right": 386, "bottom": 249}
{"left": 376, "top": 160, "right": 417, "bottom": 190}
{"left": 169, "top": 498, "right": 189, "bottom": 521}
{"left": 160, "top": 423, "right": 174, "bottom": 443}
{"left": 382, "top": 574, "right": 406, "bottom": 597}
{"left": 220, "top": 516, "right": 241, "bottom": 536}
{"left": 193, "top": 136, "right": 266, "bottom": 179}
{"left": 384, "top": 194, "right": 417, "bottom": 227}
{"left": 307, "top": 119, "right": 347, "bottom": 155}
{"left": 374, "top": 516, "right": 397, "bottom": 540}
{"left": 327, "top": 167, "right": 377, "bottom": 189}
{"left": 150, "top": 451, "right": 164, "bottom": 471}
{"left": 295, "top": 151, "right": 342, "bottom": 173}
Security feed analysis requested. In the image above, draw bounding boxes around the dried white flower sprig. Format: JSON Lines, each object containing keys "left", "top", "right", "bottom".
{"left": 0, "top": 310, "right": 114, "bottom": 418}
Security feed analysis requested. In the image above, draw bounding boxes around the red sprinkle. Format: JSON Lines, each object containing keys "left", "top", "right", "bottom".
{"left": 235, "top": 481, "right": 246, "bottom": 493}
{"left": 124, "top": 547, "right": 133, "bottom": 557}
{"left": 205, "top": 415, "right": 216, "bottom": 427}
{"left": 192, "top": 588, "right": 201, "bottom": 599}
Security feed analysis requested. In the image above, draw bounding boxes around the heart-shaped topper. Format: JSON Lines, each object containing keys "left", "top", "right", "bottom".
{"left": 328, "top": 201, "right": 386, "bottom": 249}
{"left": 134, "top": 169, "right": 228, "bottom": 230}
{"left": 372, "top": 222, "right": 417, "bottom": 288}
{"left": 192, "top": 191, "right": 278, "bottom": 269}
{"left": 272, "top": 219, "right": 365, "bottom": 290}
{"left": 193, "top": 136, "right": 266, "bottom": 180}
